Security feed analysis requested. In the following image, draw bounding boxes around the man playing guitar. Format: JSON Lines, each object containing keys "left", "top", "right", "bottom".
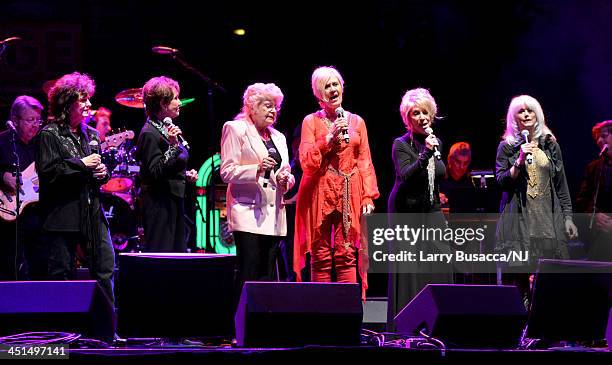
{"left": 0, "top": 95, "right": 46, "bottom": 280}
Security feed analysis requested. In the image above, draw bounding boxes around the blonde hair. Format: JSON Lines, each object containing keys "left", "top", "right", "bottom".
{"left": 503, "top": 95, "right": 553, "bottom": 144}
{"left": 399, "top": 88, "right": 437, "bottom": 131}
{"left": 234, "top": 83, "right": 284, "bottom": 122}
{"left": 311, "top": 66, "right": 344, "bottom": 103}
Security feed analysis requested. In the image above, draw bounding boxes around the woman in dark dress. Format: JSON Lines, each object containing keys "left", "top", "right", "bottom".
{"left": 387, "top": 88, "right": 453, "bottom": 328}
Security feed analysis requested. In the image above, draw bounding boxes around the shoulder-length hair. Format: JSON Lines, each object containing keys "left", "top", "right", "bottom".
{"left": 503, "top": 95, "right": 553, "bottom": 144}
{"left": 48, "top": 72, "right": 95, "bottom": 124}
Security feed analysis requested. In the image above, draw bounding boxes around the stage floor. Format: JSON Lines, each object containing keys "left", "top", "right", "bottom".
{"left": 9, "top": 344, "right": 607, "bottom": 364}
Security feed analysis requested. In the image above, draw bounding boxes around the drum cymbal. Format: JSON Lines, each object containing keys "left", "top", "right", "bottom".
{"left": 115, "top": 88, "right": 144, "bottom": 108}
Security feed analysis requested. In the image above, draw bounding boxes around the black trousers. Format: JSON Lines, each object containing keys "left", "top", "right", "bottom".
{"left": 141, "top": 191, "right": 186, "bottom": 252}
{"left": 233, "top": 231, "right": 281, "bottom": 286}
{"left": 46, "top": 221, "right": 115, "bottom": 305}
{"left": 0, "top": 205, "right": 46, "bottom": 280}
{"left": 278, "top": 203, "right": 297, "bottom": 281}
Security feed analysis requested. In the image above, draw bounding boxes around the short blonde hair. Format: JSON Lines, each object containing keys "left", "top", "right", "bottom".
{"left": 311, "top": 66, "right": 344, "bottom": 102}
{"left": 399, "top": 88, "right": 437, "bottom": 131}
{"left": 235, "top": 83, "right": 284, "bottom": 122}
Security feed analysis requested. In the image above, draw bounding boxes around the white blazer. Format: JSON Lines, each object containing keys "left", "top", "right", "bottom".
{"left": 220, "top": 120, "right": 294, "bottom": 236}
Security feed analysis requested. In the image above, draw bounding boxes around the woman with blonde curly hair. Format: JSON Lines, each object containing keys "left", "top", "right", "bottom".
{"left": 221, "top": 82, "right": 294, "bottom": 287}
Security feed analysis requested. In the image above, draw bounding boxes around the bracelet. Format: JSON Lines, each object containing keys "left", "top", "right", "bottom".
{"left": 513, "top": 160, "right": 521, "bottom": 169}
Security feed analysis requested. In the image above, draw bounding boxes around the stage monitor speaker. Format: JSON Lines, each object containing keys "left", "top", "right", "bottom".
{"left": 0, "top": 281, "right": 115, "bottom": 342}
{"left": 527, "top": 259, "right": 612, "bottom": 343}
{"left": 117, "top": 253, "right": 235, "bottom": 339}
{"left": 607, "top": 307, "right": 612, "bottom": 350}
{"left": 395, "top": 284, "right": 527, "bottom": 348}
{"left": 235, "top": 282, "right": 362, "bottom": 347}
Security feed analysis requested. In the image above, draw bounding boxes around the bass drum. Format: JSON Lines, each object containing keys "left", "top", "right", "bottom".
{"left": 100, "top": 193, "right": 138, "bottom": 252}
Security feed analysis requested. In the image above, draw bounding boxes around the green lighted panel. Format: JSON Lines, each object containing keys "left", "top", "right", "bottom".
{"left": 195, "top": 153, "right": 235, "bottom": 254}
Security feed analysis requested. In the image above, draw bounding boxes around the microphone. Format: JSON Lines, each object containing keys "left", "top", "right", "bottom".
{"left": 424, "top": 127, "right": 442, "bottom": 160}
{"left": 5, "top": 120, "right": 17, "bottom": 133}
{"left": 89, "top": 139, "right": 100, "bottom": 154}
{"left": 162, "top": 117, "right": 190, "bottom": 150}
{"left": 0, "top": 36, "right": 22, "bottom": 45}
{"left": 152, "top": 46, "right": 179, "bottom": 55}
{"left": 335, "top": 107, "right": 349, "bottom": 143}
{"left": 521, "top": 130, "right": 533, "bottom": 164}
{"left": 599, "top": 144, "right": 609, "bottom": 159}
{"left": 263, "top": 147, "right": 281, "bottom": 188}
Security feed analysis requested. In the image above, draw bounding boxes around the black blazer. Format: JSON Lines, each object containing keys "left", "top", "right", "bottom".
{"left": 388, "top": 132, "right": 446, "bottom": 213}
{"left": 136, "top": 121, "right": 189, "bottom": 198}
{"left": 36, "top": 122, "right": 109, "bottom": 231}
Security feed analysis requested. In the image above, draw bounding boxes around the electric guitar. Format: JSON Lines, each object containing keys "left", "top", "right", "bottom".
{"left": 0, "top": 162, "right": 39, "bottom": 222}
{"left": 101, "top": 130, "right": 135, "bottom": 151}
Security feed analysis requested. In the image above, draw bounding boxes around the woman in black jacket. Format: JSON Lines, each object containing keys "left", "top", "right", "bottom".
{"left": 387, "top": 88, "right": 453, "bottom": 327}
{"left": 495, "top": 95, "right": 578, "bottom": 301}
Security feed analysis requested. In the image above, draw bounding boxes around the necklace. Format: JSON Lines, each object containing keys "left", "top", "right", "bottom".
{"left": 320, "top": 110, "right": 343, "bottom": 143}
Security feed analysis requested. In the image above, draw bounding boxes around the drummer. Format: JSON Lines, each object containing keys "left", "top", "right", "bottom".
{"left": 91, "top": 107, "right": 112, "bottom": 142}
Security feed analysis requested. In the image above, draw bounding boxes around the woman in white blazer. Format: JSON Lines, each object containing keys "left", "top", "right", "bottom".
{"left": 220, "top": 83, "right": 294, "bottom": 286}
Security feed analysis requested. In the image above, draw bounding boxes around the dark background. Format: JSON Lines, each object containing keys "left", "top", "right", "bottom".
{"left": 1, "top": 0, "right": 610, "bottom": 295}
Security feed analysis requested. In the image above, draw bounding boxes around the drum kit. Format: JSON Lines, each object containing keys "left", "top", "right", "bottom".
{"left": 98, "top": 88, "right": 145, "bottom": 252}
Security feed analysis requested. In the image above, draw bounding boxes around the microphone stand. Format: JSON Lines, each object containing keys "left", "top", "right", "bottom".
{"left": 9, "top": 128, "right": 22, "bottom": 279}
{"left": 167, "top": 51, "right": 226, "bottom": 252}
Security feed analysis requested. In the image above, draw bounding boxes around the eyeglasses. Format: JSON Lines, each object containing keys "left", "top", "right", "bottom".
{"left": 19, "top": 117, "right": 43, "bottom": 126}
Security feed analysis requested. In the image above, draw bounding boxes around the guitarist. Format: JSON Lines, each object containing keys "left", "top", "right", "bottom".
{"left": 0, "top": 95, "right": 45, "bottom": 280}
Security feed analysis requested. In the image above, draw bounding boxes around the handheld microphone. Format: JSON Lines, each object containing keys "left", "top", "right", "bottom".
{"left": 89, "top": 139, "right": 100, "bottom": 154}
{"left": 521, "top": 130, "right": 533, "bottom": 164}
{"left": 152, "top": 46, "right": 179, "bottom": 55}
{"left": 599, "top": 144, "right": 609, "bottom": 159}
{"left": 335, "top": 107, "right": 349, "bottom": 143}
{"left": 163, "top": 117, "right": 190, "bottom": 150}
{"left": 424, "top": 127, "right": 442, "bottom": 160}
{"left": 263, "top": 147, "right": 281, "bottom": 188}
{"left": 5, "top": 120, "right": 17, "bottom": 133}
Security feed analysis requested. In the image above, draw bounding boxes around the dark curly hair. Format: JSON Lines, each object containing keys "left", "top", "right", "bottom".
{"left": 48, "top": 72, "right": 95, "bottom": 124}
{"left": 142, "top": 76, "right": 180, "bottom": 118}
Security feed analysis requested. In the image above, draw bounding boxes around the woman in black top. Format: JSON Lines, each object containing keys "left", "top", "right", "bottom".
{"left": 387, "top": 88, "right": 453, "bottom": 327}
{"left": 136, "top": 76, "right": 198, "bottom": 252}
{"left": 495, "top": 95, "right": 578, "bottom": 302}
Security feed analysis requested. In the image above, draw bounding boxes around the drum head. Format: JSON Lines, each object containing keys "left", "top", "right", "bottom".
{"left": 101, "top": 176, "right": 134, "bottom": 193}
{"left": 100, "top": 193, "right": 138, "bottom": 251}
